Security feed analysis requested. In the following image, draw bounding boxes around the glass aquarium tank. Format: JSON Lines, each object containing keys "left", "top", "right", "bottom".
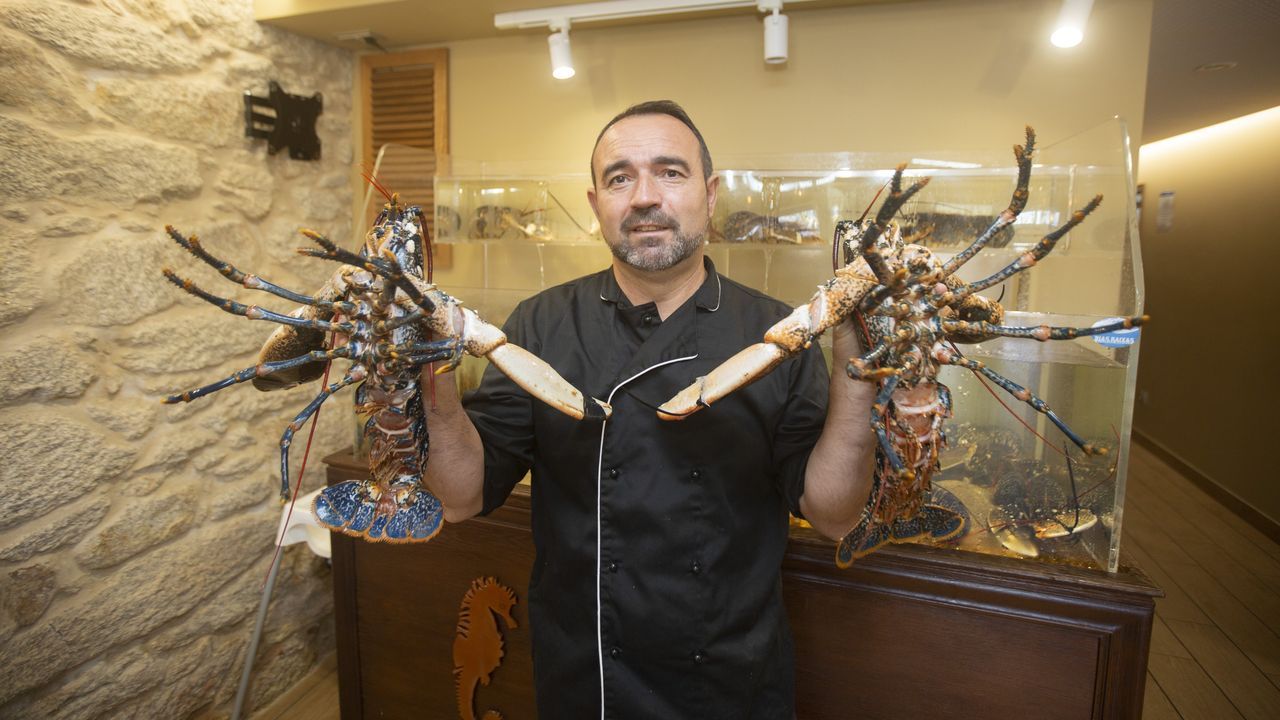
{"left": 367, "top": 118, "right": 1144, "bottom": 572}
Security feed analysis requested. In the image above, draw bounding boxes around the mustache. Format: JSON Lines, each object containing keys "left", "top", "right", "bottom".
{"left": 622, "top": 209, "right": 680, "bottom": 232}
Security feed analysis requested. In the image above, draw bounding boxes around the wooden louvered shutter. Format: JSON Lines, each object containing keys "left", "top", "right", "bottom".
{"left": 360, "top": 49, "right": 449, "bottom": 235}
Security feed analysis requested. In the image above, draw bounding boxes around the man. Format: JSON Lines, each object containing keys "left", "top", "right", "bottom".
{"left": 423, "top": 100, "right": 876, "bottom": 719}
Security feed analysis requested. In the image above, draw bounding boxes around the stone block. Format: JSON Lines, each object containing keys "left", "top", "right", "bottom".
{"left": 100, "top": 0, "right": 198, "bottom": 36}
{"left": 139, "top": 635, "right": 241, "bottom": 718}
{"left": 85, "top": 399, "right": 159, "bottom": 441}
{"left": 1, "top": 0, "right": 204, "bottom": 72}
{"left": 259, "top": 216, "right": 345, "bottom": 289}
{"left": 0, "top": 28, "right": 91, "bottom": 125}
{"left": 187, "top": 0, "right": 263, "bottom": 48}
{"left": 117, "top": 469, "right": 166, "bottom": 497}
{"left": 74, "top": 487, "right": 199, "bottom": 570}
{"left": 0, "top": 646, "right": 161, "bottom": 720}
{"left": 263, "top": 551, "right": 333, "bottom": 638}
{"left": 148, "top": 571, "right": 259, "bottom": 651}
{"left": 210, "top": 452, "right": 268, "bottom": 482}
{"left": 0, "top": 335, "right": 96, "bottom": 405}
{"left": 130, "top": 426, "right": 220, "bottom": 474}
{"left": 0, "top": 115, "right": 202, "bottom": 205}
{"left": 246, "top": 631, "right": 318, "bottom": 711}
{"left": 0, "top": 494, "right": 110, "bottom": 563}
{"left": 57, "top": 231, "right": 178, "bottom": 327}
{"left": 113, "top": 310, "right": 267, "bottom": 374}
{"left": 216, "top": 161, "right": 275, "bottom": 220}
{"left": 0, "top": 413, "right": 135, "bottom": 531}
{"left": 0, "top": 228, "right": 43, "bottom": 328}
{"left": 0, "top": 511, "right": 272, "bottom": 703}
{"left": 2, "top": 563, "right": 58, "bottom": 627}
{"left": 225, "top": 50, "right": 273, "bottom": 87}
{"left": 287, "top": 184, "right": 342, "bottom": 222}
{"left": 11, "top": 633, "right": 238, "bottom": 720}
{"left": 95, "top": 77, "right": 240, "bottom": 148}
{"left": 39, "top": 214, "right": 106, "bottom": 238}
{"left": 207, "top": 474, "right": 272, "bottom": 520}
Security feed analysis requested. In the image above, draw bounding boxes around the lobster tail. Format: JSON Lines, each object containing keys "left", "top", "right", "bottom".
{"left": 835, "top": 504, "right": 965, "bottom": 568}
{"left": 312, "top": 480, "right": 444, "bottom": 542}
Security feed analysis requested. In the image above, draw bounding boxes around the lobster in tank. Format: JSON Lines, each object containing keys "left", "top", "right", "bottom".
{"left": 161, "top": 186, "right": 610, "bottom": 543}
{"left": 658, "top": 127, "right": 1146, "bottom": 566}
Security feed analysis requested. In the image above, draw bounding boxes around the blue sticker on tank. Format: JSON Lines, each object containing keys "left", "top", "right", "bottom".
{"left": 1092, "top": 317, "right": 1141, "bottom": 348}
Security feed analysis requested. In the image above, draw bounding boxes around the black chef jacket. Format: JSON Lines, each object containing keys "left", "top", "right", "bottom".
{"left": 464, "top": 257, "right": 829, "bottom": 719}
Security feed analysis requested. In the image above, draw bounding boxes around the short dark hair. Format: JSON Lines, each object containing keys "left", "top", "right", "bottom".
{"left": 590, "top": 100, "right": 714, "bottom": 185}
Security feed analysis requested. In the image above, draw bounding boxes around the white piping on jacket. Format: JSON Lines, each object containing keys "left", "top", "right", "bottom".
{"left": 594, "top": 353, "right": 698, "bottom": 720}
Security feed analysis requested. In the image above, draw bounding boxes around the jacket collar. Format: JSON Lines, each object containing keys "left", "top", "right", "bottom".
{"left": 597, "top": 255, "right": 723, "bottom": 313}
{"left": 593, "top": 256, "right": 728, "bottom": 385}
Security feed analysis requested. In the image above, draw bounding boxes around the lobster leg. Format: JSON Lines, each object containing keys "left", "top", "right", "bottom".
{"left": 162, "top": 270, "right": 355, "bottom": 335}
{"left": 164, "top": 226, "right": 355, "bottom": 312}
{"left": 870, "top": 374, "right": 912, "bottom": 478}
{"left": 163, "top": 346, "right": 355, "bottom": 404}
{"left": 940, "top": 315, "right": 1147, "bottom": 342}
{"left": 278, "top": 369, "right": 364, "bottom": 498}
{"left": 933, "top": 345, "right": 1104, "bottom": 455}
{"left": 940, "top": 126, "right": 1037, "bottom": 276}
{"left": 297, "top": 230, "right": 438, "bottom": 315}
{"left": 303, "top": 234, "right": 610, "bottom": 422}
{"left": 844, "top": 342, "right": 896, "bottom": 382}
{"left": 857, "top": 167, "right": 931, "bottom": 286}
{"left": 941, "top": 195, "right": 1103, "bottom": 302}
{"left": 389, "top": 338, "right": 467, "bottom": 370}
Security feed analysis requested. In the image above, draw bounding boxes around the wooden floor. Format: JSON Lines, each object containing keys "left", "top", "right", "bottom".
{"left": 1124, "top": 441, "right": 1280, "bottom": 719}
{"left": 262, "top": 442, "right": 1279, "bottom": 720}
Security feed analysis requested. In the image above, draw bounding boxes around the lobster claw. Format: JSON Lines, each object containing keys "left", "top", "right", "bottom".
{"left": 487, "top": 343, "right": 611, "bottom": 421}
{"left": 657, "top": 343, "right": 787, "bottom": 420}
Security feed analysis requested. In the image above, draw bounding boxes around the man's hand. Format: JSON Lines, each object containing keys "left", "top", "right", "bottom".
{"left": 419, "top": 363, "right": 486, "bottom": 522}
{"left": 798, "top": 315, "right": 878, "bottom": 541}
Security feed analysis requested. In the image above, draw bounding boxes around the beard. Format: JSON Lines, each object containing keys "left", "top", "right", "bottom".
{"left": 606, "top": 208, "right": 707, "bottom": 272}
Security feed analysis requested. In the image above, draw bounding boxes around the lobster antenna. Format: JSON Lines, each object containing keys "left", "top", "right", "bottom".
{"left": 859, "top": 179, "right": 891, "bottom": 225}
{"left": 360, "top": 167, "right": 394, "bottom": 204}
{"left": 414, "top": 208, "right": 435, "bottom": 284}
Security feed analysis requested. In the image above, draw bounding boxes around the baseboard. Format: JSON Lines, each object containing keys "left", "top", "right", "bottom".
{"left": 1133, "top": 431, "right": 1280, "bottom": 546}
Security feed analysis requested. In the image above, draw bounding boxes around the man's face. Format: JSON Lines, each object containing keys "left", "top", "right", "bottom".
{"left": 588, "top": 114, "right": 718, "bottom": 272}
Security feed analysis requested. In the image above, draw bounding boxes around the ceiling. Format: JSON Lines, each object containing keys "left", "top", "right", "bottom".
{"left": 1142, "top": 0, "right": 1280, "bottom": 142}
{"left": 257, "top": 0, "right": 1280, "bottom": 144}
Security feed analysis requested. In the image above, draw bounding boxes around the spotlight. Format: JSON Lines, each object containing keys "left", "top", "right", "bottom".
{"left": 548, "top": 20, "right": 574, "bottom": 79}
{"left": 760, "top": 0, "right": 788, "bottom": 64}
{"left": 1050, "top": 0, "right": 1093, "bottom": 48}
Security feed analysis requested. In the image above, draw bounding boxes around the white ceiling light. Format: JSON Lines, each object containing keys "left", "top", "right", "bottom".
{"left": 548, "top": 19, "right": 575, "bottom": 79}
{"left": 759, "top": 0, "right": 787, "bottom": 64}
{"left": 497, "top": 0, "right": 816, "bottom": 76}
{"left": 1050, "top": 0, "right": 1094, "bottom": 48}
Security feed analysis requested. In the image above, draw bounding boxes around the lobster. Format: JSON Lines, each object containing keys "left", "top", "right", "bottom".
{"left": 161, "top": 190, "right": 610, "bottom": 543}
{"left": 657, "top": 127, "right": 1147, "bottom": 566}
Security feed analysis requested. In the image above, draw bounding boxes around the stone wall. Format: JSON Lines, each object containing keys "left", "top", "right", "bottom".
{"left": 0, "top": 1, "right": 355, "bottom": 717}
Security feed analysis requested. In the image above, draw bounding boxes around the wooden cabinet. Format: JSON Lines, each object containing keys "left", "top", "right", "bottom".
{"left": 325, "top": 452, "right": 1159, "bottom": 719}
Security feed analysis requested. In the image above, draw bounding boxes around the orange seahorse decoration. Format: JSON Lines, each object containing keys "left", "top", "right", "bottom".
{"left": 453, "top": 577, "right": 518, "bottom": 720}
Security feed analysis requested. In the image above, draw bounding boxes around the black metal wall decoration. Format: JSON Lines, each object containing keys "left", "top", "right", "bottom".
{"left": 243, "top": 80, "right": 323, "bottom": 161}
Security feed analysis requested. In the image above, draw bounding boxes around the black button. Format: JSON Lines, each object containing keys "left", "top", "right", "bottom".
{"left": 693, "top": 650, "right": 706, "bottom": 664}
{"left": 642, "top": 312, "right": 658, "bottom": 325}
{"left": 690, "top": 469, "right": 702, "bottom": 480}
{"left": 610, "top": 646, "right": 622, "bottom": 659}
{"left": 607, "top": 561, "right": 619, "bottom": 573}
{"left": 690, "top": 560, "right": 701, "bottom": 575}
{"left": 608, "top": 468, "right": 619, "bottom": 479}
